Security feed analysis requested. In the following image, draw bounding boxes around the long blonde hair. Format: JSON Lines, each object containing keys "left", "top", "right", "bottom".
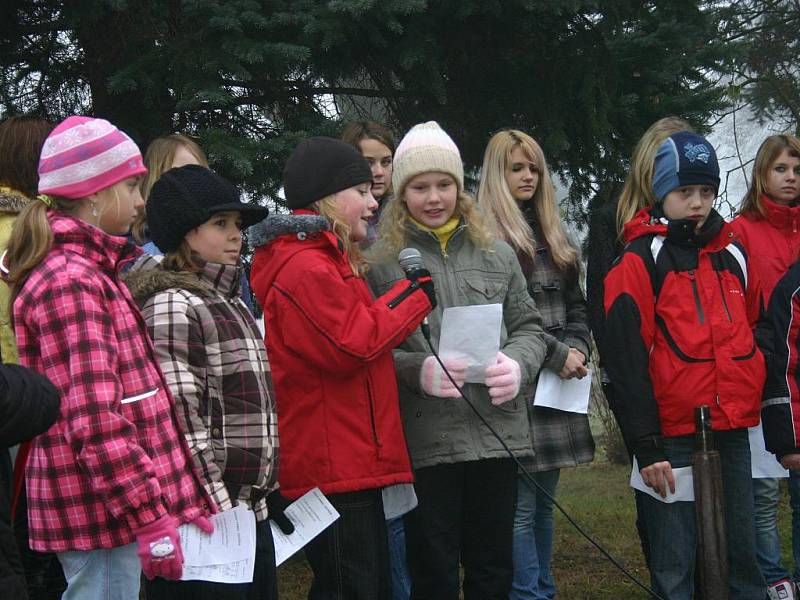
{"left": 739, "top": 134, "right": 800, "bottom": 218}
{"left": 133, "top": 133, "right": 208, "bottom": 242}
{"left": 311, "top": 195, "right": 368, "bottom": 276}
{"left": 374, "top": 185, "right": 494, "bottom": 260}
{"left": 6, "top": 197, "right": 81, "bottom": 309}
{"left": 615, "top": 117, "right": 693, "bottom": 237}
{"left": 477, "top": 129, "right": 577, "bottom": 271}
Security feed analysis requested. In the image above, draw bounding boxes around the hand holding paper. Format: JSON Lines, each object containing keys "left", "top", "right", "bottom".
{"left": 640, "top": 460, "right": 676, "bottom": 498}
{"left": 420, "top": 356, "right": 467, "bottom": 398}
{"left": 558, "top": 348, "right": 588, "bottom": 380}
{"left": 484, "top": 351, "right": 521, "bottom": 405}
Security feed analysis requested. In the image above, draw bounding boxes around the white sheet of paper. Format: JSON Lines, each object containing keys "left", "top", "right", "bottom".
{"left": 179, "top": 504, "right": 256, "bottom": 583}
{"left": 749, "top": 423, "right": 789, "bottom": 478}
{"left": 533, "top": 369, "right": 592, "bottom": 414}
{"left": 438, "top": 304, "right": 502, "bottom": 383}
{"left": 630, "top": 457, "right": 695, "bottom": 503}
{"left": 272, "top": 487, "right": 340, "bottom": 567}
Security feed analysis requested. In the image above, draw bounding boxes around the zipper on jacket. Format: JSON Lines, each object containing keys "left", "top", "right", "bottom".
{"left": 366, "top": 378, "right": 381, "bottom": 448}
{"left": 689, "top": 270, "right": 705, "bottom": 324}
{"left": 387, "top": 281, "right": 419, "bottom": 308}
{"left": 715, "top": 272, "right": 733, "bottom": 322}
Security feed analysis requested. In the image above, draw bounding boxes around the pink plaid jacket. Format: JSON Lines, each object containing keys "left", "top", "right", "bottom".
{"left": 14, "top": 215, "right": 213, "bottom": 552}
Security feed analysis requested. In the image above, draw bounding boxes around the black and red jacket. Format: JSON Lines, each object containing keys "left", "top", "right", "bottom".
{"left": 762, "top": 260, "right": 800, "bottom": 459}
{"left": 604, "top": 207, "right": 765, "bottom": 467}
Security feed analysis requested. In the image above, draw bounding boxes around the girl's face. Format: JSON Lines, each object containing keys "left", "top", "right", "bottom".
{"left": 661, "top": 185, "right": 715, "bottom": 230}
{"left": 504, "top": 146, "right": 539, "bottom": 203}
{"left": 333, "top": 182, "right": 377, "bottom": 242}
{"left": 359, "top": 138, "right": 393, "bottom": 200}
{"left": 172, "top": 146, "right": 201, "bottom": 169}
{"left": 94, "top": 176, "right": 144, "bottom": 235}
{"left": 765, "top": 149, "right": 800, "bottom": 205}
{"left": 185, "top": 211, "right": 243, "bottom": 265}
{"left": 403, "top": 172, "right": 458, "bottom": 229}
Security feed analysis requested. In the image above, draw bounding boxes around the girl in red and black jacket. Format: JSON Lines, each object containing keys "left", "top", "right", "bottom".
{"left": 604, "top": 131, "right": 765, "bottom": 599}
{"left": 248, "top": 137, "right": 433, "bottom": 600}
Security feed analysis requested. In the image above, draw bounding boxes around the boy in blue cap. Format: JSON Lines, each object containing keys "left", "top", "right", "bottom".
{"left": 604, "top": 132, "right": 766, "bottom": 599}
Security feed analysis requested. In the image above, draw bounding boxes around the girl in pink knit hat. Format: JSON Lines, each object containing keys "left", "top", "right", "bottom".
{"left": 3, "top": 116, "right": 216, "bottom": 600}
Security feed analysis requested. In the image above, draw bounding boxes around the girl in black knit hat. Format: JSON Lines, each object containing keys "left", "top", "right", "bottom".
{"left": 248, "top": 137, "right": 433, "bottom": 599}
{"left": 124, "top": 164, "right": 292, "bottom": 600}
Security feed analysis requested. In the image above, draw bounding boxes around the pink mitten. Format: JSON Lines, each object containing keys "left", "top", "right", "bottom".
{"left": 134, "top": 514, "right": 184, "bottom": 580}
{"left": 484, "top": 351, "right": 521, "bottom": 405}
{"left": 420, "top": 356, "right": 467, "bottom": 398}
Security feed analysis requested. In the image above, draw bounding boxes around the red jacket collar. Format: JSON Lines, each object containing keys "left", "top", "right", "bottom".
{"left": 755, "top": 194, "right": 800, "bottom": 229}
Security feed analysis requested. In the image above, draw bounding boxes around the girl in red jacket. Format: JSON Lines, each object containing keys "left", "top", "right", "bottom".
{"left": 604, "top": 131, "right": 765, "bottom": 599}
{"left": 3, "top": 116, "right": 214, "bottom": 600}
{"left": 248, "top": 137, "right": 433, "bottom": 599}
{"left": 731, "top": 134, "right": 800, "bottom": 598}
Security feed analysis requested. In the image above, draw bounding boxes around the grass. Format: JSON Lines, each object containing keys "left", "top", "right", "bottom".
{"left": 277, "top": 459, "right": 797, "bottom": 599}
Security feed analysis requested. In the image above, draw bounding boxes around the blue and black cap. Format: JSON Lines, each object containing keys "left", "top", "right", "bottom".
{"left": 652, "top": 131, "right": 720, "bottom": 203}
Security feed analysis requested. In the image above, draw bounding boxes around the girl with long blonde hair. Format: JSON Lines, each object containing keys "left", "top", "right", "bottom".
{"left": 367, "top": 121, "right": 546, "bottom": 599}
{"left": 477, "top": 129, "right": 593, "bottom": 599}
{"left": 248, "top": 136, "right": 432, "bottom": 599}
{"left": 3, "top": 116, "right": 213, "bottom": 599}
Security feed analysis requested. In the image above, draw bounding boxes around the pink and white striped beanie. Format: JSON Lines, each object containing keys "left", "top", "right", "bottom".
{"left": 38, "top": 116, "right": 147, "bottom": 199}
{"left": 392, "top": 121, "right": 464, "bottom": 196}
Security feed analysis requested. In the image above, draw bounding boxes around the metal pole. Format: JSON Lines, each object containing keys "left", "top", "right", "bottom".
{"left": 693, "top": 405, "right": 729, "bottom": 600}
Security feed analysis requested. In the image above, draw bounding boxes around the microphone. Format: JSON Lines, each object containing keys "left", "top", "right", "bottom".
{"left": 398, "top": 247, "right": 425, "bottom": 274}
{"left": 398, "top": 248, "right": 434, "bottom": 339}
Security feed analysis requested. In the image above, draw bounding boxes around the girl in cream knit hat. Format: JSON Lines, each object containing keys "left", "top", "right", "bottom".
{"left": 367, "top": 121, "right": 547, "bottom": 599}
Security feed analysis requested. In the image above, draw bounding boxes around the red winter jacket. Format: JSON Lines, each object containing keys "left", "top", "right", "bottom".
{"left": 603, "top": 208, "right": 765, "bottom": 466}
{"left": 729, "top": 195, "right": 800, "bottom": 305}
{"left": 249, "top": 211, "right": 431, "bottom": 499}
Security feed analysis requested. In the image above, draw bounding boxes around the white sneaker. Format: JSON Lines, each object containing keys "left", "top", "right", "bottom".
{"left": 767, "top": 579, "right": 796, "bottom": 600}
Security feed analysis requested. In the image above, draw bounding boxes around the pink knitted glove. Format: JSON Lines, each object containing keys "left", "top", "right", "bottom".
{"left": 484, "top": 351, "right": 521, "bottom": 405}
{"left": 420, "top": 356, "right": 467, "bottom": 398}
{"left": 134, "top": 514, "right": 184, "bottom": 580}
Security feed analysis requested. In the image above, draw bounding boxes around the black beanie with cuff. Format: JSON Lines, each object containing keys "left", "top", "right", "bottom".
{"left": 283, "top": 137, "right": 373, "bottom": 209}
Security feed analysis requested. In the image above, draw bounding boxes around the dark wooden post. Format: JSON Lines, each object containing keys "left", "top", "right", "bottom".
{"left": 693, "top": 405, "right": 729, "bottom": 600}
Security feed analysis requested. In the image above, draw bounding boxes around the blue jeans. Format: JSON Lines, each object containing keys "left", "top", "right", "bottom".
{"left": 788, "top": 470, "right": 800, "bottom": 581}
{"left": 638, "top": 429, "right": 764, "bottom": 600}
{"left": 57, "top": 543, "right": 139, "bottom": 600}
{"left": 753, "top": 476, "right": 791, "bottom": 585}
{"left": 387, "top": 516, "right": 411, "bottom": 600}
{"left": 510, "top": 469, "right": 561, "bottom": 600}
{"left": 304, "top": 488, "right": 391, "bottom": 599}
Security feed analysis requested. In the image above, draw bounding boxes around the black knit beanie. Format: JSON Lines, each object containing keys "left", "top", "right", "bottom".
{"left": 147, "top": 164, "right": 269, "bottom": 253}
{"left": 283, "top": 137, "right": 373, "bottom": 209}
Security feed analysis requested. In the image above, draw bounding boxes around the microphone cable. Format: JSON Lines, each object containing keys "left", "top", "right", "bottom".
{"left": 422, "top": 334, "right": 666, "bottom": 600}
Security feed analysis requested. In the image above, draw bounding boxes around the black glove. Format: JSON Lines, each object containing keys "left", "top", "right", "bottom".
{"left": 266, "top": 490, "right": 295, "bottom": 535}
{"left": 406, "top": 268, "right": 436, "bottom": 309}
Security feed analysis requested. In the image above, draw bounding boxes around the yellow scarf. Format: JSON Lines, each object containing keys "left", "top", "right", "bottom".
{"left": 410, "top": 216, "right": 460, "bottom": 254}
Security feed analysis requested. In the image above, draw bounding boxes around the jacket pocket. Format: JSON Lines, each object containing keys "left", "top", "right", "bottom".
{"left": 365, "top": 377, "right": 381, "bottom": 448}
{"left": 460, "top": 274, "right": 509, "bottom": 304}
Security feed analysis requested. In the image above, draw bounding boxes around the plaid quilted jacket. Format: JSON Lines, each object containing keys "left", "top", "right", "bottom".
{"left": 126, "top": 255, "right": 279, "bottom": 521}
{"left": 519, "top": 215, "right": 595, "bottom": 472}
{"left": 14, "top": 215, "right": 213, "bottom": 552}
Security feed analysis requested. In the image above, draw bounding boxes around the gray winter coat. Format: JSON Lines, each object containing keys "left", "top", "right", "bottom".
{"left": 366, "top": 221, "right": 547, "bottom": 469}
